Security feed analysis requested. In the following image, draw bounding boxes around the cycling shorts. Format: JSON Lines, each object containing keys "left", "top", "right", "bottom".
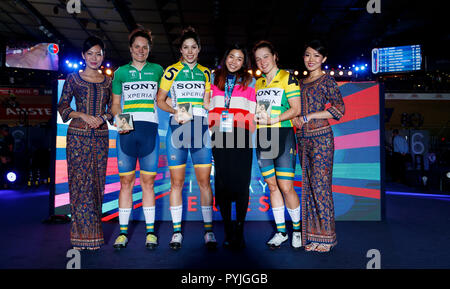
{"left": 255, "top": 127, "right": 297, "bottom": 181}
{"left": 166, "top": 116, "right": 212, "bottom": 169}
{"left": 117, "top": 121, "right": 160, "bottom": 176}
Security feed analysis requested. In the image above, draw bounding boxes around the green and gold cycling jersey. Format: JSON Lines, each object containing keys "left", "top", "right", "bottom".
{"left": 112, "top": 61, "right": 164, "bottom": 123}
{"left": 255, "top": 69, "right": 300, "bottom": 128}
{"left": 159, "top": 61, "right": 211, "bottom": 118}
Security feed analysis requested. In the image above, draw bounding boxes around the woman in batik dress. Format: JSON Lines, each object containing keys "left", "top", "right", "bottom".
{"left": 58, "top": 36, "right": 113, "bottom": 250}
{"left": 294, "top": 40, "right": 345, "bottom": 253}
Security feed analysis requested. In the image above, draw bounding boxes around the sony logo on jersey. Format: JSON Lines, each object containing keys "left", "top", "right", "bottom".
{"left": 176, "top": 83, "right": 206, "bottom": 90}
{"left": 256, "top": 89, "right": 282, "bottom": 97}
{"left": 123, "top": 83, "right": 158, "bottom": 91}
{"left": 143, "top": 72, "right": 154, "bottom": 75}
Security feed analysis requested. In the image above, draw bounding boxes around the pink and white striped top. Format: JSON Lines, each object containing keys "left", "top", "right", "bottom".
{"left": 209, "top": 77, "right": 257, "bottom": 132}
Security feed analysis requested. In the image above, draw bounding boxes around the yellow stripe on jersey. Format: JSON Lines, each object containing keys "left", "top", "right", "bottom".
{"left": 140, "top": 170, "right": 157, "bottom": 176}
{"left": 275, "top": 171, "right": 295, "bottom": 178}
{"left": 178, "top": 101, "right": 203, "bottom": 106}
{"left": 193, "top": 164, "right": 212, "bottom": 168}
{"left": 261, "top": 168, "right": 275, "bottom": 177}
{"left": 119, "top": 170, "right": 135, "bottom": 176}
{"left": 169, "top": 164, "right": 187, "bottom": 170}
{"left": 123, "top": 103, "right": 154, "bottom": 110}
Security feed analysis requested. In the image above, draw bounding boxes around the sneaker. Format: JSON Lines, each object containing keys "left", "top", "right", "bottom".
{"left": 145, "top": 233, "right": 158, "bottom": 250}
{"left": 292, "top": 231, "right": 302, "bottom": 249}
{"left": 266, "top": 232, "right": 288, "bottom": 248}
{"left": 113, "top": 234, "right": 128, "bottom": 249}
{"left": 204, "top": 232, "right": 217, "bottom": 249}
{"left": 169, "top": 232, "right": 183, "bottom": 250}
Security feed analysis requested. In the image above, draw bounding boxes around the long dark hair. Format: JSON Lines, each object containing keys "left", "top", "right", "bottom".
{"left": 214, "top": 44, "right": 252, "bottom": 91}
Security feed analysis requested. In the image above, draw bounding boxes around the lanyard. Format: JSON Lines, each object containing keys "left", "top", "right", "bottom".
{"left": 224, "top": 74, "right": 236, "bottom": 109}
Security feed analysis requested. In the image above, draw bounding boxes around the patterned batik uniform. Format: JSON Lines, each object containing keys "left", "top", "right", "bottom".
{"left": 296, "top": 74, "right": 345, "bottom": 246}
{"left": 58, "top": 72, "right": 113, "bottom": 249}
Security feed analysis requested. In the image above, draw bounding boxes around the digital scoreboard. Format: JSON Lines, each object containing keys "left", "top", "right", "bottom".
{"left": 372, "top": 45, "right": 422, "bottom": 74}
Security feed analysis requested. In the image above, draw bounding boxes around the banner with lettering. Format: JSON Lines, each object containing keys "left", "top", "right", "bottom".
{"left": 54, "top": 80, "right": 382, "bottom": 221}
{"left": 0, "top": 87, "right": 52, "bottom": 124}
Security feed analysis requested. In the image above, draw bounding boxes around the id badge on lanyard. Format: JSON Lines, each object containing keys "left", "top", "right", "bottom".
{"left": 220, "top": 111, "right": 234, "bottom": 133}
{"left": 220, "top": 75, "right": 236, "bottom": 132}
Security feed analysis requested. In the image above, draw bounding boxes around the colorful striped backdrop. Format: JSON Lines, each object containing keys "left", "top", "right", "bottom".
{"left": 54, "top": 80, "right": 381, "bottom": 221}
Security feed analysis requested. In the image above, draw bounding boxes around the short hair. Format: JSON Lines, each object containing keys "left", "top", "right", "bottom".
{"left": 129, "top": 25, "right": 152, "bottom": 47}
{"left": 179, "top": 26, "right": 201, "bottom": 49}
{"left": 82, "top": 36, "right": 105, "bottom": 54}
{"left": 304, "top": 39, "right": 328, "bottom": 57}
{"left": 252, "top": 40, "right": 279, "bottom": 63}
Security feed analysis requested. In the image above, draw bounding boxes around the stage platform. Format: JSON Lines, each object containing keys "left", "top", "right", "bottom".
{"left": 0, "top": 182, "right": 449, "bottom": 269}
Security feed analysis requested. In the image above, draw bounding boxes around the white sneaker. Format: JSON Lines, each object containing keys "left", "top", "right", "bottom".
{"left": 267, "top": 232, "right": 288, "bottom": 248}
{"left": 204, "top": 232, "right": 217, "bottom": 249}
{"left": 292, "top": 231, "right": 302, "bottom": 249}
{"left": 169, "top": 232, "right": 183, "bottom": 250}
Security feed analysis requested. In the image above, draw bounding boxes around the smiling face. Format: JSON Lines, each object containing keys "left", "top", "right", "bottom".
{"left": 254, "top": 47, "right": 277, "bottom": 75}
{"left": 180, "top": 38, "right": 200, "bottom": 65}
{"left": 82, "top": 45, "right": 104, "bottom": 70}
{"left": 303, "top": 46, "right": 327, "bottom": 73}
{"left": 225, "top": 49, "right": 245, "bottom": 73}
{"left": 130, "top": 36, "right": 150, "bottom": 64}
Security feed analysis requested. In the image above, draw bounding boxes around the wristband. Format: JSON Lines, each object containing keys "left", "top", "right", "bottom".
{"left": 101, "top": 115, "right": 107, "bottom": 123}
{"left": 302, "top": 115, "right": 309, "bottom": 123}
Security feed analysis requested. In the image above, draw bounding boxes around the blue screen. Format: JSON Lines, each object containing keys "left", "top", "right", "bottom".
{"left": 372, "top": 45, "right": 422, "bottom": 74}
